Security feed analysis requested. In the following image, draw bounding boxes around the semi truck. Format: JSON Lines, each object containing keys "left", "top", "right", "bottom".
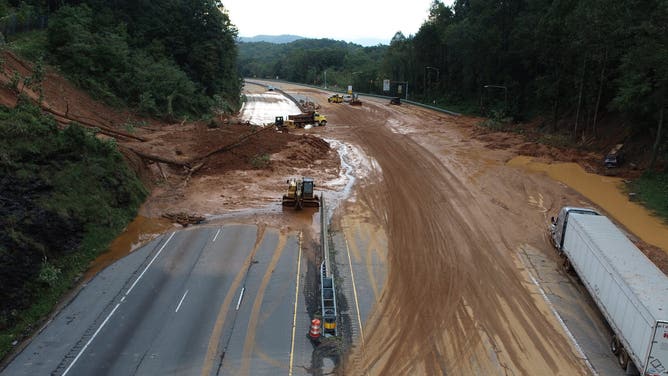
{"left": 550, "top": 207, "right": 668, "bottom": 375}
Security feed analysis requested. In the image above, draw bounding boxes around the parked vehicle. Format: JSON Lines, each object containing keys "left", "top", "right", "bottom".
{"left": 550, "top": 207, "right": 668, "bottom": 375}
{"left": 605, "top": 143, "right": 625, "bottom": 168}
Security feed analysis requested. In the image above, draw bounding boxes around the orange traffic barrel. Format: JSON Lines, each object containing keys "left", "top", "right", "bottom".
{"left": 309, "top": 319, "right": 321, "bottom": 339}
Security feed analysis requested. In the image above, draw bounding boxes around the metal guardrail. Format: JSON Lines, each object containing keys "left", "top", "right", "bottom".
{"left": 243, "top": 78, "right": 462, "bottom": 117}
{"left": 244, "top": 80, "right": 307, "bottom": 113}
{"left": 320, "top": 195, "right": 337, "bottom": 336}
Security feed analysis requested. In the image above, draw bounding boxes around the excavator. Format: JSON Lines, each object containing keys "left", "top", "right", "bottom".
{"left": 282, "top": 177, "right": 320, "bottom": 209}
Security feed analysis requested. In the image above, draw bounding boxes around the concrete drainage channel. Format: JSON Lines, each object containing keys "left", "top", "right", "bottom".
{"left": 319, "top": 196, "right": 338, "bottom": 337}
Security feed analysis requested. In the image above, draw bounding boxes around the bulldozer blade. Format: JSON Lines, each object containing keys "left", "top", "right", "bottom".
{"left": 302, "top": 196, "right": 321, "bottom": 207}
{"left": 282, "top": 196, "right": 296, "bottom": 206}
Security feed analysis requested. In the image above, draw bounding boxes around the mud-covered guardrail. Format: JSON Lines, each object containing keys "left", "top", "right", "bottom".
{"left": 244, "top": 78, "right": 461, "bottom": 117}
{"left": 244, "top": 80, "right": 308, "bottom": 113}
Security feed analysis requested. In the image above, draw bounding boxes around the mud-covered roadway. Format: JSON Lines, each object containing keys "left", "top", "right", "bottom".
{"left": 277, "top": 86, "right": 589, "bottom": 374}
{"left": 231, "top": 80, "right": 668, "bottom": 374}
{"left": 122, "top": 81, "right": 665, "bottom": 374}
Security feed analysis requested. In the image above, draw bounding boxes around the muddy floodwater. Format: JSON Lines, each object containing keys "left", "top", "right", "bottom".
{"left": 509, "top": 155, "right": 668, "bottom": 252}
{"left": 85, "top": 215, "right": 174, "bottom": 280}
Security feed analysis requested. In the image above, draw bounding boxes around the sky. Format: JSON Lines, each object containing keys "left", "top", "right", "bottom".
{"left": 222, "top": 0, "right": 440, "bottom": 46}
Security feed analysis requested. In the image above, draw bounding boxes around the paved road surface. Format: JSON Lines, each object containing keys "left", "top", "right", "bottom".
{"left": 3, "top": 225, "right": 316, "bottom": 375}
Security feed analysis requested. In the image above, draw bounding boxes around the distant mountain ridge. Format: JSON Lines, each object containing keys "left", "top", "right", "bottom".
{"left": 239, "top": 35, "right": 304, "bottom": 44}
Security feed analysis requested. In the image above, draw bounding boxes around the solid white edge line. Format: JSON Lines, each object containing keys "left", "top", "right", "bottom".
{"left": 345, "top": 237, "right": 365, "bottom": 345}
{"left": 213, "top": 228, "right": 221, "bottom": 242}
{"left": 527, "top": 273, "right": 598, "bottom": 375}
{"left": 175, "top": 290, "right": 189, "bottom": 313}
{"left": 125, "top": 232, "right": 175, "bottom": 296}
{"left": 62, "top": 303, "right": 121, "bottom": 376}
{"left": 289, "top": 232, "right": 303, "bottom": 376}
{"left": 235, "top": 287, "right": 245, "bottom": 311}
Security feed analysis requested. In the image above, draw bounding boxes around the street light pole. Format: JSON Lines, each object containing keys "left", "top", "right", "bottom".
{"left": 424, "top": 66, "right": 440, "bottom": 102}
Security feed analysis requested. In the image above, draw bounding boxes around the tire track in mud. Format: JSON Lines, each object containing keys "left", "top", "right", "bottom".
{"left": 331, "top": 103, "right": 589, "bottom": 375}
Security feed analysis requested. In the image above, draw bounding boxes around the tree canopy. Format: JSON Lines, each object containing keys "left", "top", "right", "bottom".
{"left": 238, "top": 38, "right": 388, "bottom": 94}
{"left": 4, "top": 0, "right": 242, "bottom": 118}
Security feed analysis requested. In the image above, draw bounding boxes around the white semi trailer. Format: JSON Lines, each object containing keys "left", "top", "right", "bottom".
{"left": 550, "top": 207, "right": 668, "bottom": 375}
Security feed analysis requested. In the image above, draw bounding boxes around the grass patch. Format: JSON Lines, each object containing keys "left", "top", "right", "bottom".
{"left": 250, "top": 153, "right": 270, "bottom": 169}
{"left": 630, "top": 171, "right": 668, "bottom": 222}
{"left": 5, "top": 30, "right": 48, "bottom": 61}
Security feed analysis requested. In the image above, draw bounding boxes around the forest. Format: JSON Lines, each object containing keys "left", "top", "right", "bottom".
{"left": 238, "top": 38, "right": 388, "bottom": 94}
{"left": 1, "top": 0, "right": 241, "bottom": 118}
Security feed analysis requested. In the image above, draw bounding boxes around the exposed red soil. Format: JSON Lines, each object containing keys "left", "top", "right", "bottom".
{"left": 4, "top": 49, "right": 666, "bottom": 375}
{"left": 0, "top": 51, "right": 340, "bottom": 222}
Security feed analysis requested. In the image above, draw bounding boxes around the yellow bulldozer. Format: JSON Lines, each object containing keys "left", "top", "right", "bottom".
{"left": 282, "top": 177, "right": 320, "bottom": 209}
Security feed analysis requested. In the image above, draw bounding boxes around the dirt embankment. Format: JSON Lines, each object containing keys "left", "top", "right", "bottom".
{"left": 0, "top": 52, "right": 341, "bottom": 222}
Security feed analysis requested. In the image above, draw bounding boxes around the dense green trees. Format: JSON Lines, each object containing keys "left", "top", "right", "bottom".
{"left": 394, "top": 0, "right": 666, "bottom": 151}
{"left": 4, "top": 0, "right": 241, "bottom": 118}
{"left": 238, "top": 38, "right": 387, "bottom": 93}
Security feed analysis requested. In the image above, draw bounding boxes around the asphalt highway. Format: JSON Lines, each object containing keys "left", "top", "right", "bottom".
{"left": 4, "top": 225, "right": 314, "bottom": 375}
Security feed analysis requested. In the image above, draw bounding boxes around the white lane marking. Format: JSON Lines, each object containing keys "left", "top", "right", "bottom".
{"left": 345, "top": 236, "right": 365, "bottom": 345}
{"left": 289, "top": 232, "right": 303, "bottom": 376}
{"left": 62, "top": 303, "right": 121, "bottom": 376}
{"left": 125, "top": 232, "right": 175, "bottom": 296}
{"left": 63, "top": 232, "right": 176, "bottom": 375}
{"left": 527, "top": 273, "right": 598, "bottom": 375}
{"left": 235, "top": 287, "right": 245, "bottom": 311}
{"left": 212, "top": 228, "right": 221, "bottom": 242}
{"left": 175, "top": 290, "right": 189, "bottom": 313}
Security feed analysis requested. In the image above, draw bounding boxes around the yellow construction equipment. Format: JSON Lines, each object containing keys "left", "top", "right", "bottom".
{"left": 282, "top": 177, "right": 320, "bottom": 209}
{"left": 328, "top": 94, "right": 344, "bottom": 103}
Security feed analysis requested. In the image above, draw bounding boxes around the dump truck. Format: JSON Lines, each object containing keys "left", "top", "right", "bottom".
{"left": 282, "top": 177, "right": 320, "bottom": 209}
{"left": 288, "top": 111, "right": 327, "bottom": 127}
{"left": 550, "top": 207, "right": 668, "bottom": 375}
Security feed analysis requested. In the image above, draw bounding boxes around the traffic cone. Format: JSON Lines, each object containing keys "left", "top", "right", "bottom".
{"left": 309, "top": 319, "right": 321, "bottom": 340}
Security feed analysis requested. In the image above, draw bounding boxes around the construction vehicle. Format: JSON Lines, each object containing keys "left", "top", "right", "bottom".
{"left": 328, "top": 94, "right": 343, "bottom": 103}
{"left": 349, "top": 93, "right": 362, "bottom": 106}
{"left": 288, "top": 111, "right": 327, "bottom": 127}
{"left": 551, "top": 207, "right": 668, "bottom": 374}
{"left": 604, "top": 143, "right": 625, "bottom": 168}
{"left": 274, "top": 116, "right": 288, "bottom": 132}
{"left": 282, "top": 177, "right": 320, "bottom": 209}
